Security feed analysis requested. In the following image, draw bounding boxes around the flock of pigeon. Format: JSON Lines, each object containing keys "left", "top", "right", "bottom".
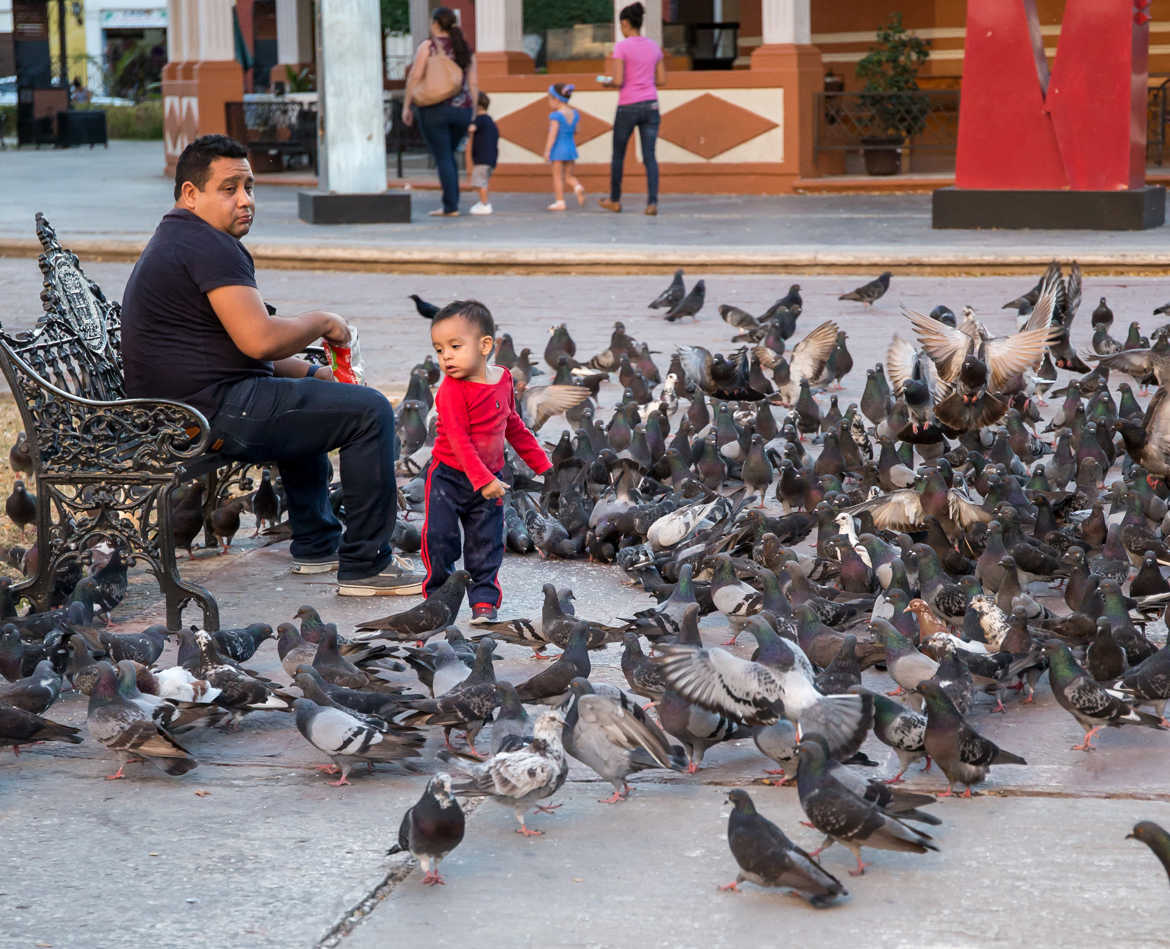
{"left": 4, "top": 264, "right": 1170, "bottom": 907}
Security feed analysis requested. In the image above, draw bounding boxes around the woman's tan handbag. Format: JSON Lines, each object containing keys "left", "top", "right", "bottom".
{"left": 413, "top": 40, "right": 463, "bottom": 106}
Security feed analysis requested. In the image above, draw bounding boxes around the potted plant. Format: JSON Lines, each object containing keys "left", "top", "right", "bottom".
{"left": 855, "top": 13, "right": 930, "bottom": 175}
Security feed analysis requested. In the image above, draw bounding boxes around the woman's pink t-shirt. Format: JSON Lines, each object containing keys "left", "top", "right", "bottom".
{"left": 614, "top": 35, "right": 663, "bottom": 106}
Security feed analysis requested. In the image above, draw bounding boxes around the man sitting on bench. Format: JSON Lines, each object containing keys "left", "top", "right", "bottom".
{"left": 120, "top": 133, "right": 423, "bottom": 596}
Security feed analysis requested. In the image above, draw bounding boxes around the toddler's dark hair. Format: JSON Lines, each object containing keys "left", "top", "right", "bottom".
{"left": 552, "top": 82, "right": 573, "bottom": 102}
{"left": 432, "top": 299, "right": 495, "bottom": 338}
{"left": 477, "top": 91, "right": 490, "bottom": 110}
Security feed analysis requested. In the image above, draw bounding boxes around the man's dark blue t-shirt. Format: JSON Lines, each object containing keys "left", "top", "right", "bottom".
{"left": 471, "top": 114, "right": 499, "bottom": 168}
{"left": 120, "top": 208, "right": 273, "bottom": 418}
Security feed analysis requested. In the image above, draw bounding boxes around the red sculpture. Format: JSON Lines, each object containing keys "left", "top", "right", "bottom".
{"left": 956, "top": 0, "right": 1149, "bottom": 191}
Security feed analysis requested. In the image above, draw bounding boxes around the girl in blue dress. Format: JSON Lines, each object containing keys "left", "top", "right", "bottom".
{"left": 542, "top": 83, "right": 585, "bottom": 211}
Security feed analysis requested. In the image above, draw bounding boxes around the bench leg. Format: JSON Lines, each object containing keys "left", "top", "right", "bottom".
{"left": 159, "top": 480, "right": 221, "bottom": 631}
{"left": 162, "top": 573, "right": 220, "bottom": 632}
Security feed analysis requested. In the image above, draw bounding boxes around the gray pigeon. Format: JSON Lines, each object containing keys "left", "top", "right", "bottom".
{"left": 665, "top": 279, "right": 706, "bottom": 322}
{"left": 293, "top": 697, "right": 425, "bottom": 786}
{"left": 386, "top": 773, "right": 466, "bottom": 886}
{"left": 491, "top": 681, "right": 532, "bottom": 754}
{"left": 658, "top": 688, "right": 751, "bottom": 773}
{"left": 0, "top": 659, "right": 61, "bottom": 714}
{"left": 0, "top": 703, "right": 82, "bottom": 752}
{"left": 795, "top": 739, "right": 937, "bottom": 876}
{"left": 561, "top": 678, "right": 688, "bottom": 803}
{"left": 870, "top": 692, "right": 929, "bottom": 783}
{"left": 722, "top": 789, "right": 847, "bottom": 907}
{"left": 87, "top": 662, "right": 197, "bottom": 780}
{"left": 448, "top": 710, "right": 569, "bottom": 836}
{"left": 649, "top": 269, "right": 685, "bottom": 310}
{"left": 1045, "top": 641, "right": 1165, "bottom": 750}
{"left": 838, "top": 272, "right": 891, "bottom": 306}
{"left": 654, "top": 641, "right": 872, "bottom": 755}
{"left": 919, "top": 680, "right": 1026, "bottom": 796}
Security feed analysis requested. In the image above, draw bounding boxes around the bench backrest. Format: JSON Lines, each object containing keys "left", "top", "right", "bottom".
{"left": 1, "top": 212, "right": 125, "bottom": 403}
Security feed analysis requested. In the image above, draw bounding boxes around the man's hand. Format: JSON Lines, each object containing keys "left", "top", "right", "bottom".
{"left": 312, "top": 365, "right": 336, "bottom": 382}
{"left": 480, "top": 478, "right": 507, "bottom": 500}
{"left": 321, "top": 314, "right": 351, "bottom": 346}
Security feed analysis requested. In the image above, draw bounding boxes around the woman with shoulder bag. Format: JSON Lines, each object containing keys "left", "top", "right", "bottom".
{"left": 403, "top": 6, "right": 477, "bottom": 216}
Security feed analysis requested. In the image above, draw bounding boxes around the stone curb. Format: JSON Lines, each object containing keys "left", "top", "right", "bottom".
{"left": 4, "top": 237, "right": 1170, "bottom": 274}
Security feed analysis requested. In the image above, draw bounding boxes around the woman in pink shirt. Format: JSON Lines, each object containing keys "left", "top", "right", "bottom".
{"left": 599, "top": 2, "right": 666, "bottom": 216}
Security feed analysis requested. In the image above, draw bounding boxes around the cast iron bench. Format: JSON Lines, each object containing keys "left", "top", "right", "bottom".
{"left": 0, "top": 213, "right": 322, "bottom": 631}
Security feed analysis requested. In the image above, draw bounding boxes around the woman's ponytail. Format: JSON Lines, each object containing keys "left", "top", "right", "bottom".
{"left": 433, "top": 7, "right": 472, "bottom": 70}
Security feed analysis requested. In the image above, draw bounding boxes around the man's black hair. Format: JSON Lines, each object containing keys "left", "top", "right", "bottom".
{"left": 432, "top": 299, "right": 495, "bottom": 338}
{"left": 174, "top": 134, "right": 249, "bottom": 200}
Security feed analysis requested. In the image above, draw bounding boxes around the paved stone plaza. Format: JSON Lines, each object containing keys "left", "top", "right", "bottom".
{"left": 1, "top": 157, "right": 1170, "bottom": 947}
{"left": 0, "top": 142, "right": 1168, "bottom": 270}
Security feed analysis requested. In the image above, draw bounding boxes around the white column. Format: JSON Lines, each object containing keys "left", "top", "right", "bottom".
{"left": 409, "top": 0, "right": 430, "bottom": 51}
{"left": 477, "top": 0, "right": 523, "bottom": 52}
{"left": 614, "top": 0, "right": 661, "bottom": 48}
{"left": 317, "top": 0, "right": 387, "bottom": 193}
{"left": 198, "top": 0, "right": 236, "bottom": 60}
{"left": 166, "top": 0, "right": 183, "bottom": 60}
{"left": 277, "top": 0, "right": 314, "bottom": 64}
{"left": 762, "top": 0, "right": 810, "bottom": 45}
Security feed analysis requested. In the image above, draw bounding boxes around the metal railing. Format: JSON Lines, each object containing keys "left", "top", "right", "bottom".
{"left": 816, "top": 85, "right": 1170, "bottom": 171}
{"left": 814, "top": 89, "right": 960, "bottom": 161}
{"left": 224, "top": 95, "right": 430, "bottom": 176}
{"left": 225, "top": 99, "right": 318, "bottom": 171}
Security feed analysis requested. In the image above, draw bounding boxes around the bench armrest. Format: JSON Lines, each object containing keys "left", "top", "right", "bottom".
{"left": 30, "top": 388, "right": 211, "bottom": 477}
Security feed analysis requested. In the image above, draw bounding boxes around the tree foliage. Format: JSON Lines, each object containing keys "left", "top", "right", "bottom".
{"left": 523, "top": 0, "right": 613, "bottom": 33}
{"left": 381, "top": 0, "right": 409, "bottom": 33}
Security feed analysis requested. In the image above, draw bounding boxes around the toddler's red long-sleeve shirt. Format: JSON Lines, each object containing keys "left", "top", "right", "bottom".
{"left": 430, "top": 370, "right": 552, "bottom": 490}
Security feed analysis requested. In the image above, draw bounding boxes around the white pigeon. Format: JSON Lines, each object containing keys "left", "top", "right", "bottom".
{"left": 449, "top": 711, "right": 569, "bottom": 836}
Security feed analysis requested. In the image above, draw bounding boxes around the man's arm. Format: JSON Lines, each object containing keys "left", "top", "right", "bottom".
{"left": 207, "top": 285, "right": 349, "bottom": 361}
{"left": 274, "top": 357, "right": 334, "bottom": 381}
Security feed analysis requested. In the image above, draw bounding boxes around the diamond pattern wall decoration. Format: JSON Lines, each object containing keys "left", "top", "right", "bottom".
{"left": 658, "top": 92, "right": 779, "bottom": 160}
{"left": 496, "top": 98, "right": 612, "bottom": 157}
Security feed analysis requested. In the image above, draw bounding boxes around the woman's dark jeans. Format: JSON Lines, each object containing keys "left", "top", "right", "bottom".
{"left": 417, "top": 102, "right": 472, "bottom": 213}
{"left": 610, "top": 99, "right": 660, "bottom": 206}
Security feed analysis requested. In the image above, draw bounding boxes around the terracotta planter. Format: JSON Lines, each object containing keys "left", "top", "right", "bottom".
{"left": 861, "top": 136, "right": 903, "bottom": 176}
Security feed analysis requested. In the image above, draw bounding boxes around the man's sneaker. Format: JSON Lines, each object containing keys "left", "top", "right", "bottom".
{"left": 469, "top": 603, "right": 498, "bottom": 624}
{"left": 470, "top": 201, "right": 493, "bottom": 215}
{"left": 291, "top": 553, "right": 340, "bottom": 575}
{"left": 337, "top": 557, "right": 424, "bottom": 597}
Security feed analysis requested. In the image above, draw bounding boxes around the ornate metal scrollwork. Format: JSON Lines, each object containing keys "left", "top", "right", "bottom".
{"left": 0, "top": 213, "right": 220, "bottom": 629}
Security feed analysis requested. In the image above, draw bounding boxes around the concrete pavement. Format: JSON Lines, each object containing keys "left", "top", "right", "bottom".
{"left": 1, "top": 141, "right": 1169, "bottom": 272}
{"left": 1, "top": 263, "right": 1170, "bottom": 947}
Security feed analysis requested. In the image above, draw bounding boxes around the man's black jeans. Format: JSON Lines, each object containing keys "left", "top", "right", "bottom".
{"left": 209, "top": 376, "right": 396, "bottom": 580}
{"left": 610, "top": 99, "right": 660, "bottom": 206}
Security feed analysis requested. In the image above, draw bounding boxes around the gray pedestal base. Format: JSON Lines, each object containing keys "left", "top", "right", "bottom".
{"left": 297, "top": 190, "right": 411, "bottom": 224}
{"left": 931, "top": 185, "right": 1165, "bottom": 230}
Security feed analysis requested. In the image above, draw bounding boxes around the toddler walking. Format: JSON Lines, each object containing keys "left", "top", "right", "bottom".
{"left": 466, "top": 92, "right": 498, "bottom": 215}
{"left": 543, "top": 83, "right": 584, "bottom": 211}
{"left": 425, "top": 300, "right": 552, "bottom": 622}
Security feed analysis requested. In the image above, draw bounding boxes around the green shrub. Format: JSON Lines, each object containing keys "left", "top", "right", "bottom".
{"left": 99, "top": 101, "right": 164, "bottom": 140}
{"left": 0, "top": 101, "right": 162, "bottom": 140}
